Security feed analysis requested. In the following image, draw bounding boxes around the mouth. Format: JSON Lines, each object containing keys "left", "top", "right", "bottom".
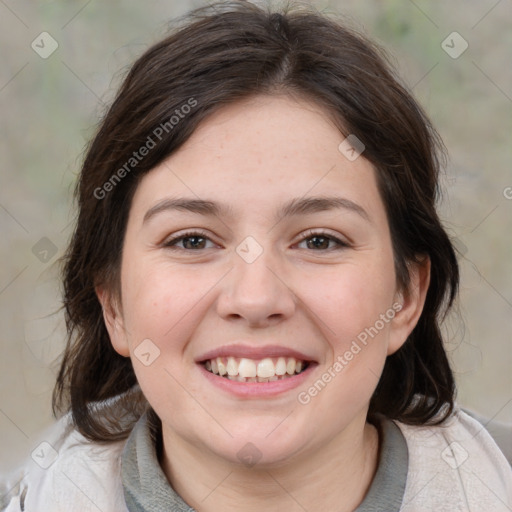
{"left": 196, "top": 345, "right": 317, "bottom": 397}
{"left": 200, "top": 356, "right": 310, "bottom": 383}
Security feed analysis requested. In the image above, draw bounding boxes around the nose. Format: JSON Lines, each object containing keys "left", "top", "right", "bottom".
{"left": 216, "top": 248, "right": 297, "bottom": 328}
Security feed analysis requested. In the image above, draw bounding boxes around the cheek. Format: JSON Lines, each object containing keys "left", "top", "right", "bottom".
{"left": 119, "top": 260, "right": 227, "bottom": 398}
{"left": 121, "top": 260, "right": 207, "bottom": 340}
{"left": 121, "top": 262, "right": 215, "bottom": 412}
{"left": 299, "top": 259, "right": 396, "bottom": 344}
{"left": 308, "top": 263, "right": 395, "bottom": 406}
{"left": 295, "top": 258, "right": 396, "bottom": 415}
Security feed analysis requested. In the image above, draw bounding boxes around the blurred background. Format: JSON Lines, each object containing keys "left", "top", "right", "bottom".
{"left": 1, "top": 0, "right": 511, "bottom": 473}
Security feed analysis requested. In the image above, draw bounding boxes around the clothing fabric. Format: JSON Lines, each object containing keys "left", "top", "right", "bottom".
{"left": 121, "top": 412, "right": 408, "bottom": 511}
{"left": 1, "top": 406, "right": 511, "bottom": 511}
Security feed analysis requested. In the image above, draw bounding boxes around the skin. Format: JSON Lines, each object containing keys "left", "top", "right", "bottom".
{"left": 98, "top": 94, "right": 430, "bottom": 512}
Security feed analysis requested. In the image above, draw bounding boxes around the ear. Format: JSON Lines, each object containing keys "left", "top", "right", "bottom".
{"left": 387, "top": 257, "right": 431, "bottom": 355}
{"left": 96, "top": 286, "right": 130, "bottom": 357}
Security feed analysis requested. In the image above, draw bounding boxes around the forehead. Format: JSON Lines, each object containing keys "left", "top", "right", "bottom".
{"left": 128, "top": 94, "right": 383, "bottom": 225}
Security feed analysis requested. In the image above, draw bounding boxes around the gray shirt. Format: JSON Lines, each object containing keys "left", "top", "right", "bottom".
{"left": 121, "top": 413, "right": 408, "bottom": 511}
{"left": 3, "top": 404, "right": 510, "bottom": 510}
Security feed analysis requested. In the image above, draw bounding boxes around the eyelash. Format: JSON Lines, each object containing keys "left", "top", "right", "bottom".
{"left": 162, "top": 229, "right": 350, "bottom": 252}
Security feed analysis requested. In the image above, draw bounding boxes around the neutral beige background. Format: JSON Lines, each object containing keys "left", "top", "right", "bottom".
{"left": 1, "top": 0, "right": 511, "bottom": 473}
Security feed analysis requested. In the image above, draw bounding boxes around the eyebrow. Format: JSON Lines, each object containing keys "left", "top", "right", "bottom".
{"left": 143, "top": 196, "right": 370, "bottom": 224}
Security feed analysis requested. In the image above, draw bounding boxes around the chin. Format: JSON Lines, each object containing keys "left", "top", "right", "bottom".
{"left": 206, "top": 424, "right": 307, "bottom": 469}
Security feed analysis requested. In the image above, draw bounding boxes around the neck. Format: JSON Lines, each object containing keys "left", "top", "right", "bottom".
{"left": 161, "top": 415, "right": 380, "bottom": 512}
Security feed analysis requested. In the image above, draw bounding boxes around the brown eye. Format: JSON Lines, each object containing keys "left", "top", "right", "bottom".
{"left": 163, "top": 231, "right": 216, "bottom": 250}
{"left": 305, "top": 235, "right": 332, "bottom": 250}
{"left": 297, "top": 231, "right": 349, "bottom": 251}
{"left": 181, "top": 236, "right": 208, "bottom": 249}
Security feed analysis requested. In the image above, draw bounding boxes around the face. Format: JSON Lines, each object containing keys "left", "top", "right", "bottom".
{"left": 101, "top": 94, "right": 427, "bottom": 468}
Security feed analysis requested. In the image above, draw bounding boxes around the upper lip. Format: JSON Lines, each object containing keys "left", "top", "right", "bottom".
{"left": 196, "top": 344, "right": 316, "bottom": 363}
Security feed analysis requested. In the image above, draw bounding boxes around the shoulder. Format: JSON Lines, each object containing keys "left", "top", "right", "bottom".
{"left": 394, "top": 406, "right": 512, "bottom": 512}
{"left": 1, "top": 414, "right": 128, "bottom": 512}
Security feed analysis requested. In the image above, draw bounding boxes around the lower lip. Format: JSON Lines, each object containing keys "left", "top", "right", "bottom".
{"left": 198, "top": 363, "right": 316, "bottom": 398}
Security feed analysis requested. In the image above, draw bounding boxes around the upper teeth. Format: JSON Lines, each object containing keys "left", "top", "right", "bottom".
{"left": 204, "top": 357, "right": 305, "bottom": 379}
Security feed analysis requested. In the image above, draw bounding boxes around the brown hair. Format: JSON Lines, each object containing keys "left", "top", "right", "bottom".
{"left": 54, "top": 0, "right": 459, "bottom": 442}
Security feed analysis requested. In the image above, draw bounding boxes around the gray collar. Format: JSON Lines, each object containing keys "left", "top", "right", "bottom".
{"left": 121, "top": 413, "right": 408, "bottom": 511}
{"left": 121, "top": 413, "right": 194, "bottom": 512}
{"left": 355, "top": 415, "right": 408, "bottom": 511}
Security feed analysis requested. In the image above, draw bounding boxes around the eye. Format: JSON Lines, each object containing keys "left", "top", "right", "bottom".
{"left": 296, "top": 230, "right": 350, "bottom": 251}
{"left": 163, "top": 230, "right": 217, "bottom": 250}
{"left": 162, "top": 229, "right": 349, "bottom": 252}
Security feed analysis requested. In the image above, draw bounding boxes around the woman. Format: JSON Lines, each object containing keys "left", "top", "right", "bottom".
{"left": 3, "top": 1, "right": 511, "bottom": 510}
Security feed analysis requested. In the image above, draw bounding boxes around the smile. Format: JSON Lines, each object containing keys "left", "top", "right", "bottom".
{"left": 202, "top": 356, "right": 309, "bottom": 382}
